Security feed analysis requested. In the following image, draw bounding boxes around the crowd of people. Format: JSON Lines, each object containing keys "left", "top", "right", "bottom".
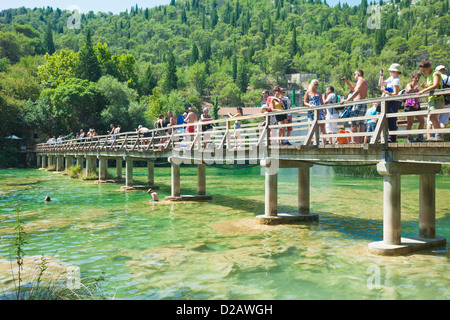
{"left": 278, "top": 60, "right": 449, "bottom": 144}
{"left": 44, "top": 60, "right": 448, "bottom": 148}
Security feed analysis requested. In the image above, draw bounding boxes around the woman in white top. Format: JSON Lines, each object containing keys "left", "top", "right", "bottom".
{"left": 379, "top": 63, "right": 402, "bottom": 142}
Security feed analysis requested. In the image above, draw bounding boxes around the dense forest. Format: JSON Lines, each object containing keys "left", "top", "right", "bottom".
{"left": 0, "top": 0, "right": 449, "bottom": 164}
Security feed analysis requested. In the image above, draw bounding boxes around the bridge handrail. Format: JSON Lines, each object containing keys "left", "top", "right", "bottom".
{"left": 35, "top": 88, "right": 450, "bottom": 153}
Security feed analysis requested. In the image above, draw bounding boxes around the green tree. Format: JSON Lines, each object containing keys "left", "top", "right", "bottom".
{"left": 40, "top": 78, "right": 104, "bottom": 133}
{"left": 43, "top": 22, "right": 55, "bottom": 55}
{"left": 139, "top": 65, "right": 157, "bottom": 96}
{"left": 187, "top": 61, "right": 207, "bottom": 95}
{"left": 75, "top": 28, "right": 101, "bottom": 82}
{"left": 190, "top": 43, "right": 199, "bottom": 65}
{"left": 162, "top": 51, "right": 178, "bottom": 93}
{"left": 38, "top": 49, "right": 79, "bottom": 88}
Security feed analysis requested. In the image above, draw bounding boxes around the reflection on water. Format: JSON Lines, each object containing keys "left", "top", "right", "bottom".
{"left": 0, "top": 166, "right": 449, "bottom": 300}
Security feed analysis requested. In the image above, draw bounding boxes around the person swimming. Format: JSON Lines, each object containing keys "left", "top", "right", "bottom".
{"left": 147, "top": 188, "right": 159, "bottom": 202}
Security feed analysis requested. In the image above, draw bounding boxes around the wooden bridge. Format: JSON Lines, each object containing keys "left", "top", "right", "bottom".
{"left": 35, "top": 89, "right": 450, "bottom": 256}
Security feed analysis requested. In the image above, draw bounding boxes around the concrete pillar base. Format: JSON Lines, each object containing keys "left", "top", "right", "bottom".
{"left": 255, "top": 213, "right": 319, "bottom": 225}
{"left": 95, "top": 180, "right": 117, "bottom": 184}
{"left": 164, "top": 194, "right": 213, "bottom": 202}
{"left": 368, "top": 236, "right": 446, "bottom": 256}
{"left": 120, "top": 185, "right": 160, "bottom": 191}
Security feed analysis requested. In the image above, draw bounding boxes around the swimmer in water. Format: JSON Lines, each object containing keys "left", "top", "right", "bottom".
{"left": 147, "top": 188, "right": 159, "bottom": 202}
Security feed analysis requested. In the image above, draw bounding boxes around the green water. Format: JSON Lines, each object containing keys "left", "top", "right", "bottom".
{"left": 0, "top": 165, "right": 449, "bottom": 300}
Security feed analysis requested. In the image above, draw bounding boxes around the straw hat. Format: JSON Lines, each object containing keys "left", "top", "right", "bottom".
{"left": 388, "top": 63, "right": 402, "bottom": 74}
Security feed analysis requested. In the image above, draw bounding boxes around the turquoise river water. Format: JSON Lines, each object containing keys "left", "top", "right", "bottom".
{"left": 0, "top": 165, "right": 449, "bottom": 300}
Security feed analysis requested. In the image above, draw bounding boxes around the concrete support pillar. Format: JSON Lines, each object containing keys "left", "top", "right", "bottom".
{"left": 56, "top": 156, "right": 64, "bottom": 172}
{"left": 256, "top": 160, "right": 318, "bottom": 225}
{"left": 64, "top": 157, "right": 70, "bottom": 172}
{"left": 41, "top": 155, "right": 47, "bottom": 169}
{"left": 197, "top": 163, "right": 206, "bottom": 196}
{"left": 85, "top": 156, "right": 97, "bottom": 177}
{"left": 125, "top": 157, "right": 133, "bottom": 188}
{"left": 76, "top": 155, "right": 84, "bottom": 168}
{"left": 264, "top": 168, "right": 278, "bottom": 217}
{"left": 147, "top": 160, "right": 154, "bottom": 186}
{"left": 370, "top": 161, "right": 445, "bottom": 255}
{"left": 116, "top": 159, "right": 123, "bottom": 181}
{"left": 298, "top": 166, "right": 310, "bottom": 215}
{"left": 48, "top": 155, "right": 54, "bottom": 167}
{"left": 382, "top": 174, "right": 401, "bottom": 245}
{"left": 419, "top": 174, "right": 436, "bottom": 239}
{"left": 98, "top": 157, "right": 108, "bottom": 181}
{"left": 171, "top": 162, "right": 181, "bottom": 198}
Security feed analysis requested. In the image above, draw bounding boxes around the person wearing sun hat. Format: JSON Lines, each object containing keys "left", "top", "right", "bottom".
{"left": 418, "top": 60, "right": 445, "bottom": 141}
{"left": 379, "top": 63, "right": 402, "bottom": 142}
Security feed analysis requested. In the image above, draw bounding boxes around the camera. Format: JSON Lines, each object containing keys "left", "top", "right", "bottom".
{"left": 340, "top": 77, "right": 345, "bottom": 81}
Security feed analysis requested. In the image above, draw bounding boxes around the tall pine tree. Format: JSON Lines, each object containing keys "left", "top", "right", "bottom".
{"left": 162, "top": 51, "right": 178, "bottom": 93}
{"left": 44, "top": 22, "right": 55, "bottom": 55}
{"left": 76, "top": 28, "right": 101, "bottom": 82}
{"left": 139, "top": 65, "right": 157, "bottom": 96}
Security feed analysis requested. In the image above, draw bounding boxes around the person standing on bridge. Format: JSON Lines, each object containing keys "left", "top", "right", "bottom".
{"left": 425, "top": 65, "right": 449, "bottom": 141}
{"left": 379, "top": 64, "right": 402, "bottom": 143}
{"left": 324, "top": 85, "right": 339, "bottom": 144}
{"left": 341, "top": 69, "right": 369, "bottom": 144}
{"left": 185, "top": 107, "right": 197, "bottom": 142}
{"left": 201, "top": 108, "right": 214, "bottom": 148}
{"left": 228, "top": 106, "right": 244, "bottom": 148}
{"left": 304, "top": 79, "right": 327, "bottom": 145}
{"left": 418, "top": 60, "right": 445, "bottom": 142}
{"left": 403, "top": 72, "right": 425, "bottom": 143}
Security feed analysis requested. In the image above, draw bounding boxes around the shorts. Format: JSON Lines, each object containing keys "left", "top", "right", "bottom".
{"left": 404, "top": 105, "right": 421, "bottom": 112}
{"left": 143, "top": 132, "right": 152, "bottom": 137}
{"left": 325, "top": 112, "right": 339, "bottom": 134}
{"left": 427, "top": 105, "right": 450, "bottom": 126}
{"left": 287, "top": 115, "right": 293, "bottom": 131}
{"left": 275, "top": 114, "right": 287, "bottom": 123}
{"left": 366, "top": 122, "right": 376, "bottom": 132}
{"left": 187, "top": 125, "right": 195, "bottom": 133}
{"left": 428, "top": 99, "right": 445, "bottom": 110}
{"left": 234, "top": 122, "right": 241, "bottom": 129}
{"left": 349, "top": 104, "right": 367, "bottom": 125}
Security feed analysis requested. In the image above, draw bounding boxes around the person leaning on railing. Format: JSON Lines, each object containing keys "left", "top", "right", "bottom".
{"left": 418, "top": 60, "right": 445, "bottom": 142}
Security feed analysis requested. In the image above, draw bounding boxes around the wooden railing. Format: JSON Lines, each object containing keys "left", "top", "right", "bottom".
{"left": 35, "top": 88, "right": 450, "bottom": 154}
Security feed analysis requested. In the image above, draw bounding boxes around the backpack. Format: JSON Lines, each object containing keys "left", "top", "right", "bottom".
{"left": 443, "top": 76, "right": 450, "bottom": 104}
{"left": 272, "top": 98, "right": 285, "bottom": 111}
{"left": 336, "top": 130, "right": 351, "bottom": 144}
